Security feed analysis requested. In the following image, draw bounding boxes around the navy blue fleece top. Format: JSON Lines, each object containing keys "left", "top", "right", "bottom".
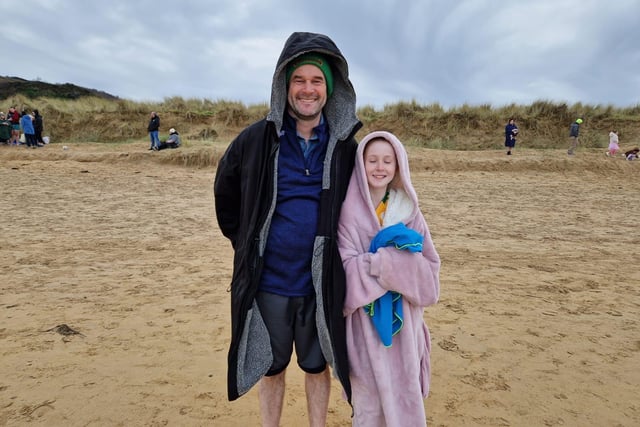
{"left": 259, "top": 113, "right": 329, "bottom": 296}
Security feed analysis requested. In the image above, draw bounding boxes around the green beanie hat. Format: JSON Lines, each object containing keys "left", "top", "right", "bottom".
{"left": 286, "top": 53, "right": 334, "bottom": 97}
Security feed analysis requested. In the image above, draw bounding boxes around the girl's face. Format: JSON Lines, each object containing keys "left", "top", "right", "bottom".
{"left": 364, "top": 139, "right": 397, "bottom": 192}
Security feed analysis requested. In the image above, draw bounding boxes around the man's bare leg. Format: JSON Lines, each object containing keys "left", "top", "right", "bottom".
{"left": 306, "top": 368, "right": 330, "bottom": 427}
{"left": 259, "top": 370, "right": 286, "bottom": 427}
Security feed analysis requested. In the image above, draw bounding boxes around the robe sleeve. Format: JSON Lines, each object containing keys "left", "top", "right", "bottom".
{"left": 339, "top": 219, "right": 440, "bottom": 316}
{"left": 213, "top": 137, "right": 243, "bottom": 248}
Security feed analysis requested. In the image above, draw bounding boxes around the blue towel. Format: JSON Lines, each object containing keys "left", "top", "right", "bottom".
{"left": 363, "top": 290, "right": 404, "bottom": 347}
{"left": 364, "top": 223, "right": 423, "bottom": 347}
{"left": 369, "top": 222, "right": 424, "bottom": 254}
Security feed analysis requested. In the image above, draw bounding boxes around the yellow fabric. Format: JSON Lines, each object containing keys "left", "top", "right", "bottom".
{"left": 375, "top": 199, "right": 387, "bottom": 225}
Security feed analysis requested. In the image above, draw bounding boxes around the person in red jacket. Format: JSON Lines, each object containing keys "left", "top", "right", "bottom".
{"left": 7, "top": 107, "right": 21, "bottom": 145}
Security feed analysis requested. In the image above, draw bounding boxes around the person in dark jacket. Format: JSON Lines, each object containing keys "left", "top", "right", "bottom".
{"left": 567, "top": 117, "right": 583, "bottom": 155}
{"left": 214, "top": 32, "right": 361, "bottom": 426}
{"left": 504, "top": 118, "right": 518, "bottom": 155}
{"left": 33, "top": 109, "right": 44, "bottom": 146}
{"left": 0, "top": 112, "right": 11, "bottom": 144}
{"left": 147, "top": 111, "right": 160, "bottom": 150}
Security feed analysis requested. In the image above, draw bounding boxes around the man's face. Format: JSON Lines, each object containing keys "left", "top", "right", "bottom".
{"left": 287, "top": 64, "right": 327, "bottom": 121}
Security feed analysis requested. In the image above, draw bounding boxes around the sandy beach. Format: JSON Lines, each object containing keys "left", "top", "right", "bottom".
{"left": 1, "top": 143, "right": 639, "bottom": 426}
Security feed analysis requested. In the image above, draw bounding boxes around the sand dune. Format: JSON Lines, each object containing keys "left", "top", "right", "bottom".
{"left": 1, "top": 143, "right": 638, "bottom": 426}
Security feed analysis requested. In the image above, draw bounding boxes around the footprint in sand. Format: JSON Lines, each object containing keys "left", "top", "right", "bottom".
{"left": 438, "top": 337, "right": 459, "bottom": 352}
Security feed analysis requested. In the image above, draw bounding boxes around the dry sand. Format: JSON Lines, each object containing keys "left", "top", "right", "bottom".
{"left": 1, "top": 143, "right": 639, "bottom": 426}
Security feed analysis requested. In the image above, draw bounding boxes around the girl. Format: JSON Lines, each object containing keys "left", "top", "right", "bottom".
{"left": 606, "top": 130, "right": 620, "bottom": 157}
{"left": 338, "top": 131, "right": 440, "bottom": 426}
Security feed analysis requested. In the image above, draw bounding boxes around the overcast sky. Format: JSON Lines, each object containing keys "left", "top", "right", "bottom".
{"left": 4, "top": 0, "right": 639, "bottom": 109}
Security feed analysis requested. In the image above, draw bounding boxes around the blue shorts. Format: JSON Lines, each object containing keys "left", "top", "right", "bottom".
{"left": 256, "top": 291, "right": 326, "bottom": 376}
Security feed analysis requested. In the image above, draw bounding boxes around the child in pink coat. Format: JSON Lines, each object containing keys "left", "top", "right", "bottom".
{"left": 606, "top": 130, "right": 620, "bottom": 157}
{"left": 338, "top": 131, "right": 441, "bottom": 426}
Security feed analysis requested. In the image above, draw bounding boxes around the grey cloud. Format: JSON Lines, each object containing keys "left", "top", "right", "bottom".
{"left": 4, "top": 0, "right": 639, "bottom": 109}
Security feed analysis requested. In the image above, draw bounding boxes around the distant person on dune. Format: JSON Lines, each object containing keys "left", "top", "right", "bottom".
{"left": 567, "top": 118, "right": 583, "bottom": 156}
{"left": 156, "top": 128, "right": 181, "bottom": 150}
{"left": 147, "top": 111, "right": 160, "bottom": 151}
{"left": 605, "top": 130, "right": 619, "bottom": 157}
{"left": 7, "top": 107, "right": 20, "bottom": 145}
{"left": 19, "top": 110, "right": 38, "bottom": 149}
{"left": 0, "top": 112, "right": 11, "bottom": 144}
{"left": 33, "top": 109, "right": 45, "bottom": 146}
{"left": 624, "top": 147, "right": 639, "bottom": 161}
{"left": 504, "top": 118, "right": 518, "bottom": 155}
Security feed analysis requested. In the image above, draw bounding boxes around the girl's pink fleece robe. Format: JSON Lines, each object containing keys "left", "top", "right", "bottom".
{"left": 338, "top": 131, "right": 441, "bottom": 426}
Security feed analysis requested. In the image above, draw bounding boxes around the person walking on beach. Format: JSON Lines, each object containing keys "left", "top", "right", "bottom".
{"left": 606, "top": 130, "right": 619, "bottom": 157}
{"left": 147, "top": 111, "right": 160, "bottom": 150}
{"left": 504, "top": 118, "right": 518, "bottom": 155}
{"left": 214, "top": 31, "right": 361, "bottom": 426}
{"left": 567, "top": 118, "right": 583, "bottom": 155}
{"left": 338, "top": 131, "right": 440, "bottom": 426}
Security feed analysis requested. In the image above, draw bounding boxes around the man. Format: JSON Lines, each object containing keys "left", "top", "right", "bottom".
{"left": 567, "top": 117, "right": 583, "bottom": 155}
{"left": 147, "top": 111, "right": 160, "bottom": 150}
{"left": 214, "top": 32, "right": 361, "bottom": 426}
{"left": 156, "top": 128, "right": 181, "bottom": 150}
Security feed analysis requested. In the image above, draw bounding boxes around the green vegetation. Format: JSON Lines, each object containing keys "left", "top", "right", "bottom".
{"left": 0, "top": 76, "right": 117, "bottom": 100}
{"left": 2, "top": 77, "right": 638, "bottom": 149}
